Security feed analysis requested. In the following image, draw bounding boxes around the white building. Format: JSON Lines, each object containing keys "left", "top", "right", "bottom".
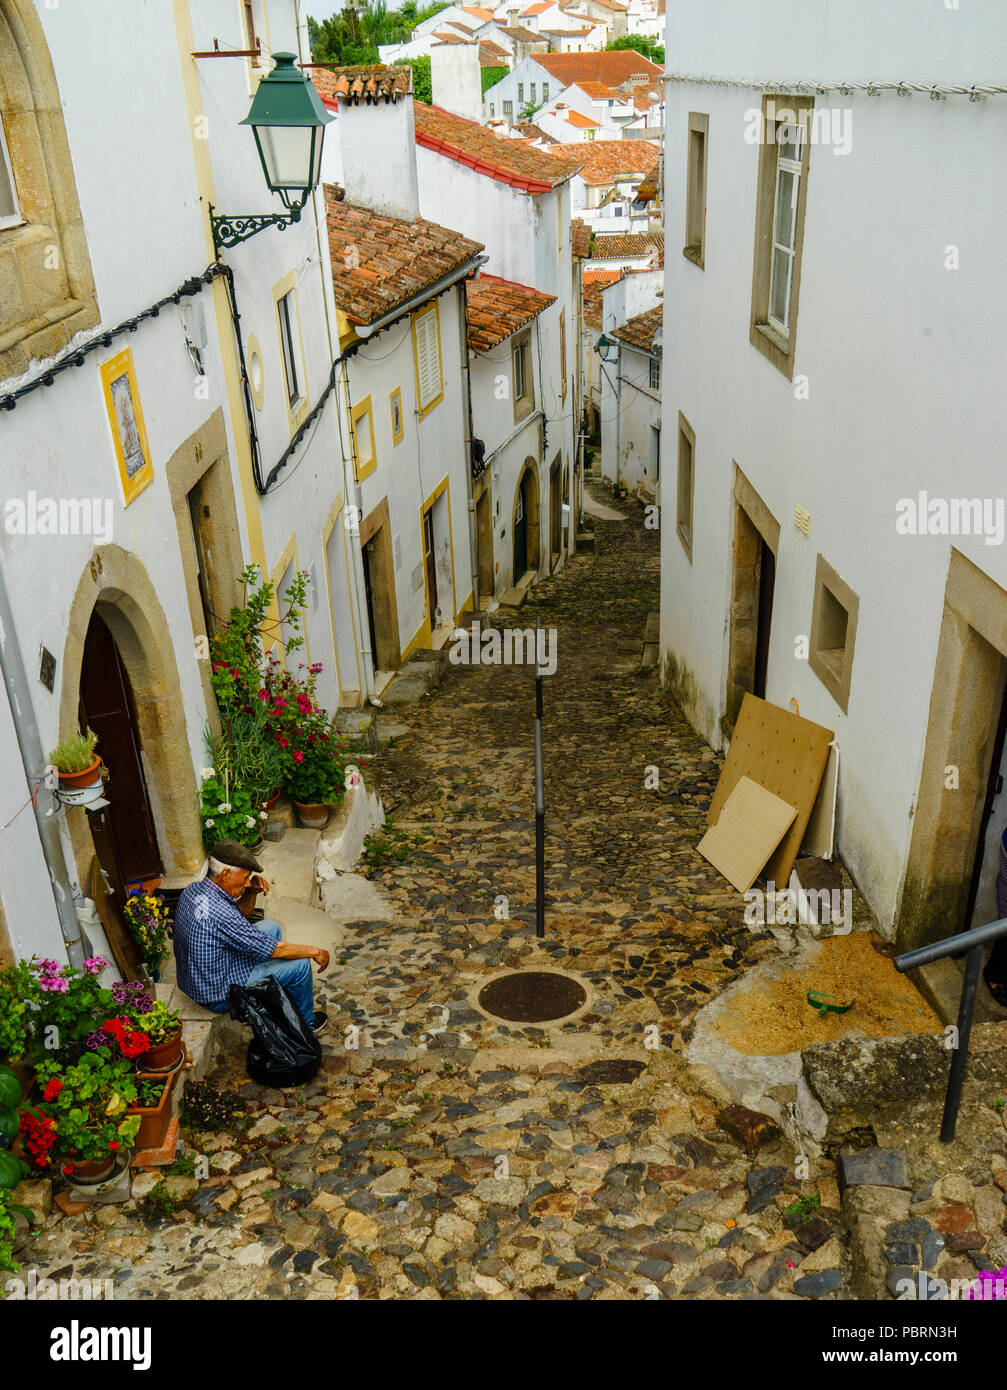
{"left": 660, "top": 0, "right": 1007, "bottom": 955}
{"left": 0, "top": 0, "right": 353, "bottom": 966}
{"left": 414, "top": 101, "right": 583, "bottom": 578}
{"left": 466, "top": 275, "right": 559, "bottom": 594}
{"left": 483, "top": 48, "right": 661, "bottom": 125}
{"left": 549, "top": 138, "right": 659, "bottom": 232}
{"left": 314, "top": 65, "right": 483, "bottom": 671}
{"left": 600, "top": 302, "right": 662, "bottom": 496}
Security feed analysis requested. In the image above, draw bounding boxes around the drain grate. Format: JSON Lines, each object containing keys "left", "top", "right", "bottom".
{"left": 478, "top": 971, "right": 587, "bottom": 1023}
{"left": 577, "top": 1060, "right": 646, "bottom": 1085}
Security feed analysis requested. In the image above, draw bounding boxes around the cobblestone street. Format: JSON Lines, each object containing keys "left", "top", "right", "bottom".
{"left": 19, "top": 493, "right": 862, "bottom": 1300}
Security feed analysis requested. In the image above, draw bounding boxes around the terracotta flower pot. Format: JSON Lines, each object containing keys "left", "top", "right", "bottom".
{"left": 135, "top": 1029, "right": 183, "bottom": 1073}
{"left": 128, "top": 1071, "right": 177, "bottom": 1151}
{"left": 65, "top": 1156, "right": 116, "bottom": 1184}
{"left": 263, "top": 789, "right": 283, "bottom": 811}
{"left": 293, "top": 800, "right": 329, "bottom": 829}
{"left": 56, "top": 755, "right": 104, "bottom": 806}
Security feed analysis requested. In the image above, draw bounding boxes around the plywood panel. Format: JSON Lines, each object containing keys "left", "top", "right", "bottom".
{"left": 698, "top": 776, "right": 798, "bottom": 892}
{"left": 802, "top": 740, "right": 839, "bottom": 860}
{"left": 706, "top": 693, "right": 834, "bottom": 888}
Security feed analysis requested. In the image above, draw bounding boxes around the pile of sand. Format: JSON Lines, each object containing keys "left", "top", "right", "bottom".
{"left": 712, "top": 931, "right": 942, "bottom": 1056}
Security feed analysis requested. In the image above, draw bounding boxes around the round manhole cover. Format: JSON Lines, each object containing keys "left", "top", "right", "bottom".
{"left": 478, "top": 971, "right": 587, "bottom": 1023}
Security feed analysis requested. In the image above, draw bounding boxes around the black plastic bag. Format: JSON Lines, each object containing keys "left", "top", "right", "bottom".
{"left": 227, "top": 975, "right": 321, "bottom": 1087}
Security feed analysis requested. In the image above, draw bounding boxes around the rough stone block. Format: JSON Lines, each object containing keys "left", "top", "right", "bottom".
{"left": 840, "top": 1147, "right": 909, "bottom": 1191}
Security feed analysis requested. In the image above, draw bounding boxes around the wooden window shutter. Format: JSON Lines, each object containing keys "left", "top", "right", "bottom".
{"left": 415, "top": 308, "right": 441, "bottom": 411}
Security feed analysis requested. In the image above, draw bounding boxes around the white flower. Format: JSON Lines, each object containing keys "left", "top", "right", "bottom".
{"left": 205, "top": 818, "right": 215, "bottom": 828}
{"left": 217, "top": 802, "right": 231, "bottom": 814}
{"left": 259, "top": 810, "right": 268, "bottom": 820}
{"left": 199, "top": 767, "right": 216, "bottom": 782}
{"left": 245, "top": 816, "right": 256, "bottom": 829}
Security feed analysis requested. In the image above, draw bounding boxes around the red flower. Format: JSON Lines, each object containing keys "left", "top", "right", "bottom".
{"left": 63, "top": 1164, "right": 75, "bottom": 1175}
{"left": 109, "top": 1140, "right": 119, "bottom": 1151}
{"left": 42, "top": 1078, "right": 62, "bottom": 1101}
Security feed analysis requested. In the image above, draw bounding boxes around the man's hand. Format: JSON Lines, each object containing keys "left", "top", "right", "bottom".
{"left": 311, "top": 947, "right": 331, "bottom": 973}
{"left": 249, "top": 873, "right": 270, "bottom": 896}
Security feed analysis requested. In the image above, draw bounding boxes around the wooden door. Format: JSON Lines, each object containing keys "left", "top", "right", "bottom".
{"left": 513, "top": 481, "right": 527, "bottom": 580}
{"left": 423, "top": 507, "right": 438, "bottom": 619}
{"left": 79, "top": 611, "right": 161, "bottom": 899}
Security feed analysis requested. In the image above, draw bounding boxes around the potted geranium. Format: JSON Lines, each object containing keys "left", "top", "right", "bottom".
{"left": 198, "top": 768, "right": 265, "bottom": 851}
{"left": 0, "top": 954, "right": 112, "bottom": 1066}
{"left": 130, "top": 1001, "right": 183, "bottom": 1073}
{"left": 122, "top": 890, "right": 170, "bottom": 980}
{"left": 49, "top": 728, "right": 104, "bottom": 806}
{"left": 28, "top": 1050, "right": 141, "bottom": 1186}
{"left": 288, "top": 741, "right": 343, "bottom": 829}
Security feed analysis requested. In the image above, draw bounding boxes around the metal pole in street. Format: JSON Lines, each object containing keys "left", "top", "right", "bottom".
{"left": 534, "top": 615, "right": 545, "bottom": 938}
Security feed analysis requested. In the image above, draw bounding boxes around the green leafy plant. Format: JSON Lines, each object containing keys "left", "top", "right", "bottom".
{"left": 783, "top": 1193, "right": 822, "bottom": 1226}
{"left": 180, "top": 1080, "right": 242, "bottom": 1132}
{"left": 48, "top": 727, "right": 98, "bottom": 774}
{"left": 205, "top": 703, "right": 287, "bottom": 809}
{"left": 132, "top": 1001, "right": 181, "bottom": 1047}
{"left": 168, "top": 1150, "right": 197, "bottom": 1177}
{"left": 287, "top": 738, "right": 345, "bottom": 805}
{"left": 142, "top": 1180, "right": 179, "bottom": 1221}
{"left": 209, "top": 564, "right": 308, "bottom": 715}
{"left": 0, "top": 1186, "right": 33, "bottom": 1274}
{"left": 135, "top": 1076, "right": 169, "bottom": 1109}
{"left": 199, "top": 769, "right": 261, "bottom": 850}
{"left": 31, "top": 1050, "right": 141, "bottom": 1169}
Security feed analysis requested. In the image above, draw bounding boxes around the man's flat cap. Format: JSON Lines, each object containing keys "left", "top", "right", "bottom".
{"left": 209, "top": 839, "right": 263, "bottom": 873}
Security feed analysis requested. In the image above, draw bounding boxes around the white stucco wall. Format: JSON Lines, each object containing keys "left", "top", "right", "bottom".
{"left": 431, "top": 44, "right": 485, "bottom": 123}
{"left": 660, "top": 0, "right": 1007, "bottom": 934}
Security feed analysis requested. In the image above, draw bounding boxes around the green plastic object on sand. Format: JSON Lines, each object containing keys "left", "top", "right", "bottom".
{"left": 807, "top": 989, "right": 854, "bottom": 1017}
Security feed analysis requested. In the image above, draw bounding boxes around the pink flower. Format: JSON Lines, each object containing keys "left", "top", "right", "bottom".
{"left": 293, "top": 750, "right": 304, "bottom": 763}
{"left": 40, "top": 976, "right": 69, "bottom": 993}
{"left": 82, "top": 956, "right": 107, "bottom": 974}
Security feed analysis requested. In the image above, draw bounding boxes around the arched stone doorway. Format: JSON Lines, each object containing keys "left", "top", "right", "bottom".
{"left": 512, "top": 459, "right": 541, "bottom": 585}
{"left": 60, "top": 546, "right": 204, "bottom": 897}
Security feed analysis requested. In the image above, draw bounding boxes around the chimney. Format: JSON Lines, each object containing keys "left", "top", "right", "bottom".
{"left": 317, "top": 68, "right": 420, "bottom": 221}
{"left": 430, "top": 43, "right": 483, "bottom": 124}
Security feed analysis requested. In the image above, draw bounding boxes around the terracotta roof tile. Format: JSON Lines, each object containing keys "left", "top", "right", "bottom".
{"left": 497, "top": 23, "right": 547, "bottom": 41}
{"left": 517, "top": 122, "right": 557, "bottom": 143}
{"left": 324, "top": 185, "right": 484, "bottom": 325}
{"left": 589, "top": 232, "right": 663, "bottom": 263}
{"left": 583, "top": 0, "right": 628, "bottom": 11}
{"left": 564, "top": 109, "right": 599, "bottom": 127}
{"left": 582, "top": 267, "right": 621, "bottom": 328}
{"left": 521, "top": 2, "right": 554, "bottom": 13}
{"left": 415, "top": 102, "right": 581, "bottom": 193}
{"left": 432, "top": 30, "right": 475, "bottom": 42}
{"left": 310, "top": 64, "right": 412, "bottom": 106}
{"left": 461, "top": 6, "right": 497, "bottom": 19}
{"left": 479, "top": 38, "right": 510, "bottom": 57}
{"left": 466, "top": 273, "right": 556, "bottom": 351}
{"left": 547, "top": 137, "right": 657, "bottom": 185}
{"left": 570, "top": 218, "right": 591, "bottom": 257}
{"left": 610, "top": 303, "right": 663, "bottom": 353}
{"left": 532, "top": 52, "right": 661, "bottom": 87}
{"left": 542, "top": 25, "right": 594, "bottom": 34}
{"left": 575, "top": 80, "right": 623, "bottom": 100}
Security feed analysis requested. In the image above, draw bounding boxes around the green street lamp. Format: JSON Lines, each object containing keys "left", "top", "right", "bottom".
{"left": 210, "top": 53, "right": 333, "bottom": 252}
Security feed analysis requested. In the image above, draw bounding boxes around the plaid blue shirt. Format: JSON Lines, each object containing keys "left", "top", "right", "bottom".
{"left": 173, "top": 877, "right": 276, "bottom": 1007}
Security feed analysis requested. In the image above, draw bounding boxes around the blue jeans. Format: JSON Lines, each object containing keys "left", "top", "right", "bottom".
{"left": 208, "top": 921, "right": 315, "bottom": 1027}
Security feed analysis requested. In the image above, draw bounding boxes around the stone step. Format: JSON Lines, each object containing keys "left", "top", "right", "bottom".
{"left": 257, "top": 826, "right": 323, "bottom": 905}
{"left": 644, "top": 611, "right": 660, "bottom": 644}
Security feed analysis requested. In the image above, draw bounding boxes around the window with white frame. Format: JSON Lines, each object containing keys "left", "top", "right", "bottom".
{"left": 530, "top": 83, "right": 536, "bottom": 102}
{"left": 649, "top": 356, "right": 660, "bottom": 391}
{"left": 543, "top": 84, "right": 549, "bottom": 101}
{"left": 503, "top": 100, "right": 513, "bottom": 120}
{"left": 277, "top": 289, "right": 302, "bottom": 407}
{"left": 518, "top": 83, "right": 524, "bottom": 102}
{"left": 0, "top": 119, "right": 22, "bottom": 230}
{"left": 767, "top": 118, "right": 805, "bottom": 335}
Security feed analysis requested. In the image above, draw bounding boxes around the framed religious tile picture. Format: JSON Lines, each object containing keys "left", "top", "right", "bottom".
{"left": 100, "top": 347, "right": 153, "bottom": 505}
{"left": 389, "top": 386, "right": 404, "bottom": 446}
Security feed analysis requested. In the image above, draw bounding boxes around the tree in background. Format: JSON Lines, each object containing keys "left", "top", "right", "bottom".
{"left": 606, "top": 33, "right": 664, "bottom": 65}
{"left": 481, "top": 65, "right": 507, "bottom": 95}
{"left": 394, "top": 55, "right": 432, "bottom": 103}
{"left": 308, "top": 1, "right": 451, "bottom": 64}
{"left": 519, "top": 99, "right": 543, "bottom": 123}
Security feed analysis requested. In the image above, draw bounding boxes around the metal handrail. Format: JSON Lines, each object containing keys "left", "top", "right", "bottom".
{"left": 895, "top": 916, "right": 1007, "bottom": 1141}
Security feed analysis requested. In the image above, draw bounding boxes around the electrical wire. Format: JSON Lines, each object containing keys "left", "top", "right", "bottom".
{"left": 668, "top": 74, "right": 1007, "bottom": 100}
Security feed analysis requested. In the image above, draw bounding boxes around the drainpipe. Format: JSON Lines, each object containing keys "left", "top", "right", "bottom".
{"left": 0, "top": 562, "right": 84, "bottom": 965}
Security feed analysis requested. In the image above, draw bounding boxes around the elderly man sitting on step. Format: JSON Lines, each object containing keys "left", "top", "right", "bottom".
{"left": 173, "top": 839, "right": 329, "bottom": 1033}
